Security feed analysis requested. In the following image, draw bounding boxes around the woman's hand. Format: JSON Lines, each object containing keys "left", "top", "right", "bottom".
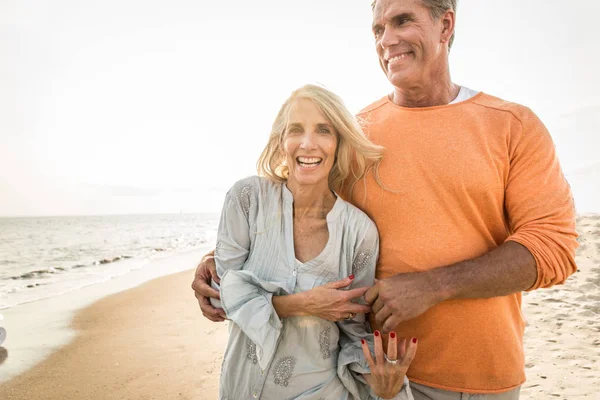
{"left": 302, "top": 276, "right": 372, "bottom": 321}
{"left": 361, "top": 331, "right": 417, "bottom": 399}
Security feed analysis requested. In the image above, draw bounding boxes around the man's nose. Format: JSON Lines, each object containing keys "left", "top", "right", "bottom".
{"left": 380, "top": 26, "right": 398, "bottom": 49}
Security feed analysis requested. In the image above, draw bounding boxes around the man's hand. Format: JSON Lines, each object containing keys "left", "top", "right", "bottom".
{"left": 364, "top": 272, "right": 446, "bottom": 333}
{"left": 300, "top": 276, "right": 372, "bottom": 321}
{"left": 191, "top": 251, "right": 227, "bottom": 322}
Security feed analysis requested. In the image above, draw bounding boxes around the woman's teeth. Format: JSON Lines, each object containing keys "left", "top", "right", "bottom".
{"left": 297, "top": 157, "right": 322, "bottom": 168}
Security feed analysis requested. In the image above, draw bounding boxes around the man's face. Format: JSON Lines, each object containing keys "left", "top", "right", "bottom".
{"left": 372, "top": 0, "right": 447, "bottom": 89}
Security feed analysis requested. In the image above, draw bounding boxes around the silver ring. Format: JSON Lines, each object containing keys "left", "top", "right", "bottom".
{"left": 345, "top": 313, "right": 356, "bottom": 320}
{"left": 384, "top": 354, "right": 398, "bottom": 364}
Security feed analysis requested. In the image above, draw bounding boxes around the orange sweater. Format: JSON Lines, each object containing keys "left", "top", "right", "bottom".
{"left": 353, "top": 93, "right": 578, "bottom": 393}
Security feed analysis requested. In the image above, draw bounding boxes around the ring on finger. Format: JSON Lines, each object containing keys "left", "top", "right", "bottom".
{"left": 384, "top": 354, "right": 398, "bottom": 365}
{"left": 345, "top": 313, "right": 356, "bottom": 320}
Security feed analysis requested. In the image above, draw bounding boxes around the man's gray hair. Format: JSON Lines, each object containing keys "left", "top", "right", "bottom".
{"left": 371, "top": 0, "right": 458, "bottom": 49}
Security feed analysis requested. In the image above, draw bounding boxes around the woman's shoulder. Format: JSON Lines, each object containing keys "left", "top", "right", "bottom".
{"left": 226, "top": 176, "right": 283, "bottom": 211}
{"left": 336, "top": 198, "right": 379, "bottom": 237}
{"left": 228, "top": 176, "right": 281, "bottom": 195}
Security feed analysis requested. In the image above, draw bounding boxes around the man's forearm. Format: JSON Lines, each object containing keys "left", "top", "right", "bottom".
{"left": 433, "top": 241, "right": 537, "bottom": 301}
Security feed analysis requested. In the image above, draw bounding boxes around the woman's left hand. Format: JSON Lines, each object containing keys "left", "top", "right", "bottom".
{"left": 361, "top": 331, "right": 417, "bottom": 399}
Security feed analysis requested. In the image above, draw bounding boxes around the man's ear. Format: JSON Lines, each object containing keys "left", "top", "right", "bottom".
{"left": 440, "top": 9, "right": 455, "bottom": 44}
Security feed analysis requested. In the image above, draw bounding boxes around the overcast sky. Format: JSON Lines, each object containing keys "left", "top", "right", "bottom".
{"left": 1, "top": 0, "right": 599, "bottom": 216}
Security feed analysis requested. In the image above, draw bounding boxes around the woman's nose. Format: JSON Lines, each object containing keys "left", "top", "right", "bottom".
{"left": 299, "top": 132, "right": 316, "bottom": 149}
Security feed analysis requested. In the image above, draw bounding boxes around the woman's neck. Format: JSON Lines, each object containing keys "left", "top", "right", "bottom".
{"left": 286, "top": 180, "right": 336, "bottom": 220}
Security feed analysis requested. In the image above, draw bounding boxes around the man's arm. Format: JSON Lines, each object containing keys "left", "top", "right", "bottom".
{"left": 436, "top": 240, "right": 537, "bottom": 299}
{"left": 366, "top": 241, "right": 536, "bottom": 332}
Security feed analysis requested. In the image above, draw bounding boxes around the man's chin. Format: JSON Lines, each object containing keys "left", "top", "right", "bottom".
{"left": 387, "top": 74, "right": 410, "bottom": 90}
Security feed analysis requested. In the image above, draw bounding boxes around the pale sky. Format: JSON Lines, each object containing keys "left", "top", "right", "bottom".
{"left": 1, "top": 0, "right": 599, "bottom": 216}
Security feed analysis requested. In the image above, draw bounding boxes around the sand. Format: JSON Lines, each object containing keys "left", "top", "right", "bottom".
{"left": 520, "top": 214, "right": 600, "bottom": 399}
{"left": 0, "top": 216, "right": 598, "bottom": 399}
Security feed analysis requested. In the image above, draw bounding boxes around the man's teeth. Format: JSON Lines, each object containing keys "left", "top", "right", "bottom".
{"left": 388, "top": 53, "right": 411, "bottom": 63}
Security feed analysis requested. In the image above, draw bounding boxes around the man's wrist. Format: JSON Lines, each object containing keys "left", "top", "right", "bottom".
{"left": 426, "top": 267, "right": 455, "bottom": 303}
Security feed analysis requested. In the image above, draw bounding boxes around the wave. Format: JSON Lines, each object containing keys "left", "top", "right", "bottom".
{"left": 6, "top": 254, "right": 137, "bottom": 281}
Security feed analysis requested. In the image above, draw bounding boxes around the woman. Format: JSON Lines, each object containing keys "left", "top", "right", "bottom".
{"left": 210, "top": 85, "right": 415, "bottom": 399}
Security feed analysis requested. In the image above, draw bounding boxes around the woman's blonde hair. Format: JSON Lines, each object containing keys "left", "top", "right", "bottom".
{"left": 256, "top": 84, "right": 384, "bottom": 198}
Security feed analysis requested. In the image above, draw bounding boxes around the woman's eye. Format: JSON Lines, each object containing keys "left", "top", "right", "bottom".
{"left": 318, "top": 128, "right": 331, "bottom": 134}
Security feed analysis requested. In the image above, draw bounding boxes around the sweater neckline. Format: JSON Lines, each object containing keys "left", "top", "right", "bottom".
{"left": 383, "top": 91, "right": 485, "bottom": 112}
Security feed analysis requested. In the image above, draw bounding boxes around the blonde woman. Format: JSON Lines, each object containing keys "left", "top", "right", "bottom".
{"left": 209, "top": 85, "right": 416, "bottom": 399}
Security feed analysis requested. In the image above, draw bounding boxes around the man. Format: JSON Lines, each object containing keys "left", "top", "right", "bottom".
{"left": 192, "top": 0, "right": 578, "bottom": 398}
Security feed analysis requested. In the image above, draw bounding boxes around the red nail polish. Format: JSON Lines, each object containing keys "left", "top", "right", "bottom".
{"left": 349, "top": 274, "right": 355, "bottom": 280}
{"left": 412, "top": 337, "right": 418, "bottom": 344}
{"left": 374, "top": 330, "right": 380, "bottom": 337}
{"left": 361, "top": 339, "right": 366, "bottom": 344}
{"left": 390, "top": 332, "right": 396, "bottom": 339}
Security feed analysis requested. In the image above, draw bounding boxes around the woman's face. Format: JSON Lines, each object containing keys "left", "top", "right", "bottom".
{"left": 282, "top": 99, "right": 338, "bottom": 189}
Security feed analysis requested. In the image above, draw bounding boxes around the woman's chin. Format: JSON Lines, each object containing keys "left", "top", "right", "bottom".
{"left": 288, "top": 173, "right": 329, "bottom": 189}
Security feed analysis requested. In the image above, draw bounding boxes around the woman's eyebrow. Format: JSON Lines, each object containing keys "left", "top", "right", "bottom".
{"left": 316, "top": 123, "right": 333, "bottom": 129}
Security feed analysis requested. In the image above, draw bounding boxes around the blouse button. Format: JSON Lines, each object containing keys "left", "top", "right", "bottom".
{"left": 253, "top": 392, "right": 258, "bottom": 398}
{"left": 292, "top": 270, "right": 297, "bottom": 276}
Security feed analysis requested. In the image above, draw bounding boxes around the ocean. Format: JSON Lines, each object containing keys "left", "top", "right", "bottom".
{"left": 0, "top": 213, "right": 219, "bottom": 310}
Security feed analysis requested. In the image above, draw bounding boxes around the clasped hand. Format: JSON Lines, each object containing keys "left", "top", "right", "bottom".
{"left": 364, "top": 272, "right": 446, "bottom": 333}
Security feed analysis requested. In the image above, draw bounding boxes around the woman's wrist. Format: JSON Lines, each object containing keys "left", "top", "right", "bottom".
{"left": 272, "top": 292, "right": 310, "bottom": 318}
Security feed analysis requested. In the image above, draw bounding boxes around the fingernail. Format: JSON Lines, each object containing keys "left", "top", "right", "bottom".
{"left": 361, "top": 339, "right": 366, "bottom": 344}
{"left": 412, "top": 337, "right": 417, "bottom": 343}
{"left": 349, "top": 274, "right": 355, "bottom": 280}
{"left": 374, "top": 330, "right": 380, "bottom": 337}
{"left": 390, "top": 332, "right": 396, "bottom": 339}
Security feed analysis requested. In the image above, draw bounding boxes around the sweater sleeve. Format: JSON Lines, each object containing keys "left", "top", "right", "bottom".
{"left": 504, "top": 109, "right": 578, "bottom": 290}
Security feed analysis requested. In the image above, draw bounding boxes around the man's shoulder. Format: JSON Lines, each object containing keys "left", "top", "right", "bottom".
{"left": 472, "top": 93, "right": 537, "bottom": 122}
{"left": 356, "top": 96, "right": 389, "bottom": 117}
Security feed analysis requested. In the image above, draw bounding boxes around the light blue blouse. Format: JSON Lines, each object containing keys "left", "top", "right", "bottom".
{"left": 211, "top": 176, "right": 412, "bottom": 400}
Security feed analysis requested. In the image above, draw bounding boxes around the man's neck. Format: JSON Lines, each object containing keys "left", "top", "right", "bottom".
{"left": 391, "top": 71, "right": 459, "bottom": 108}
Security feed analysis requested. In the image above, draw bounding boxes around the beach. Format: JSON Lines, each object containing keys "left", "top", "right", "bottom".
{"left": 0, "top": 215, "right": 599, "bottom": 399}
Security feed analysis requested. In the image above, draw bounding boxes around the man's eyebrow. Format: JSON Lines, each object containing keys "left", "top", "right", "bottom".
{"left": 391, "top": 12, "right": 416, "bottom": 23}
{"left": 372, "top": 12, "right": 416, "bottom": 30}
